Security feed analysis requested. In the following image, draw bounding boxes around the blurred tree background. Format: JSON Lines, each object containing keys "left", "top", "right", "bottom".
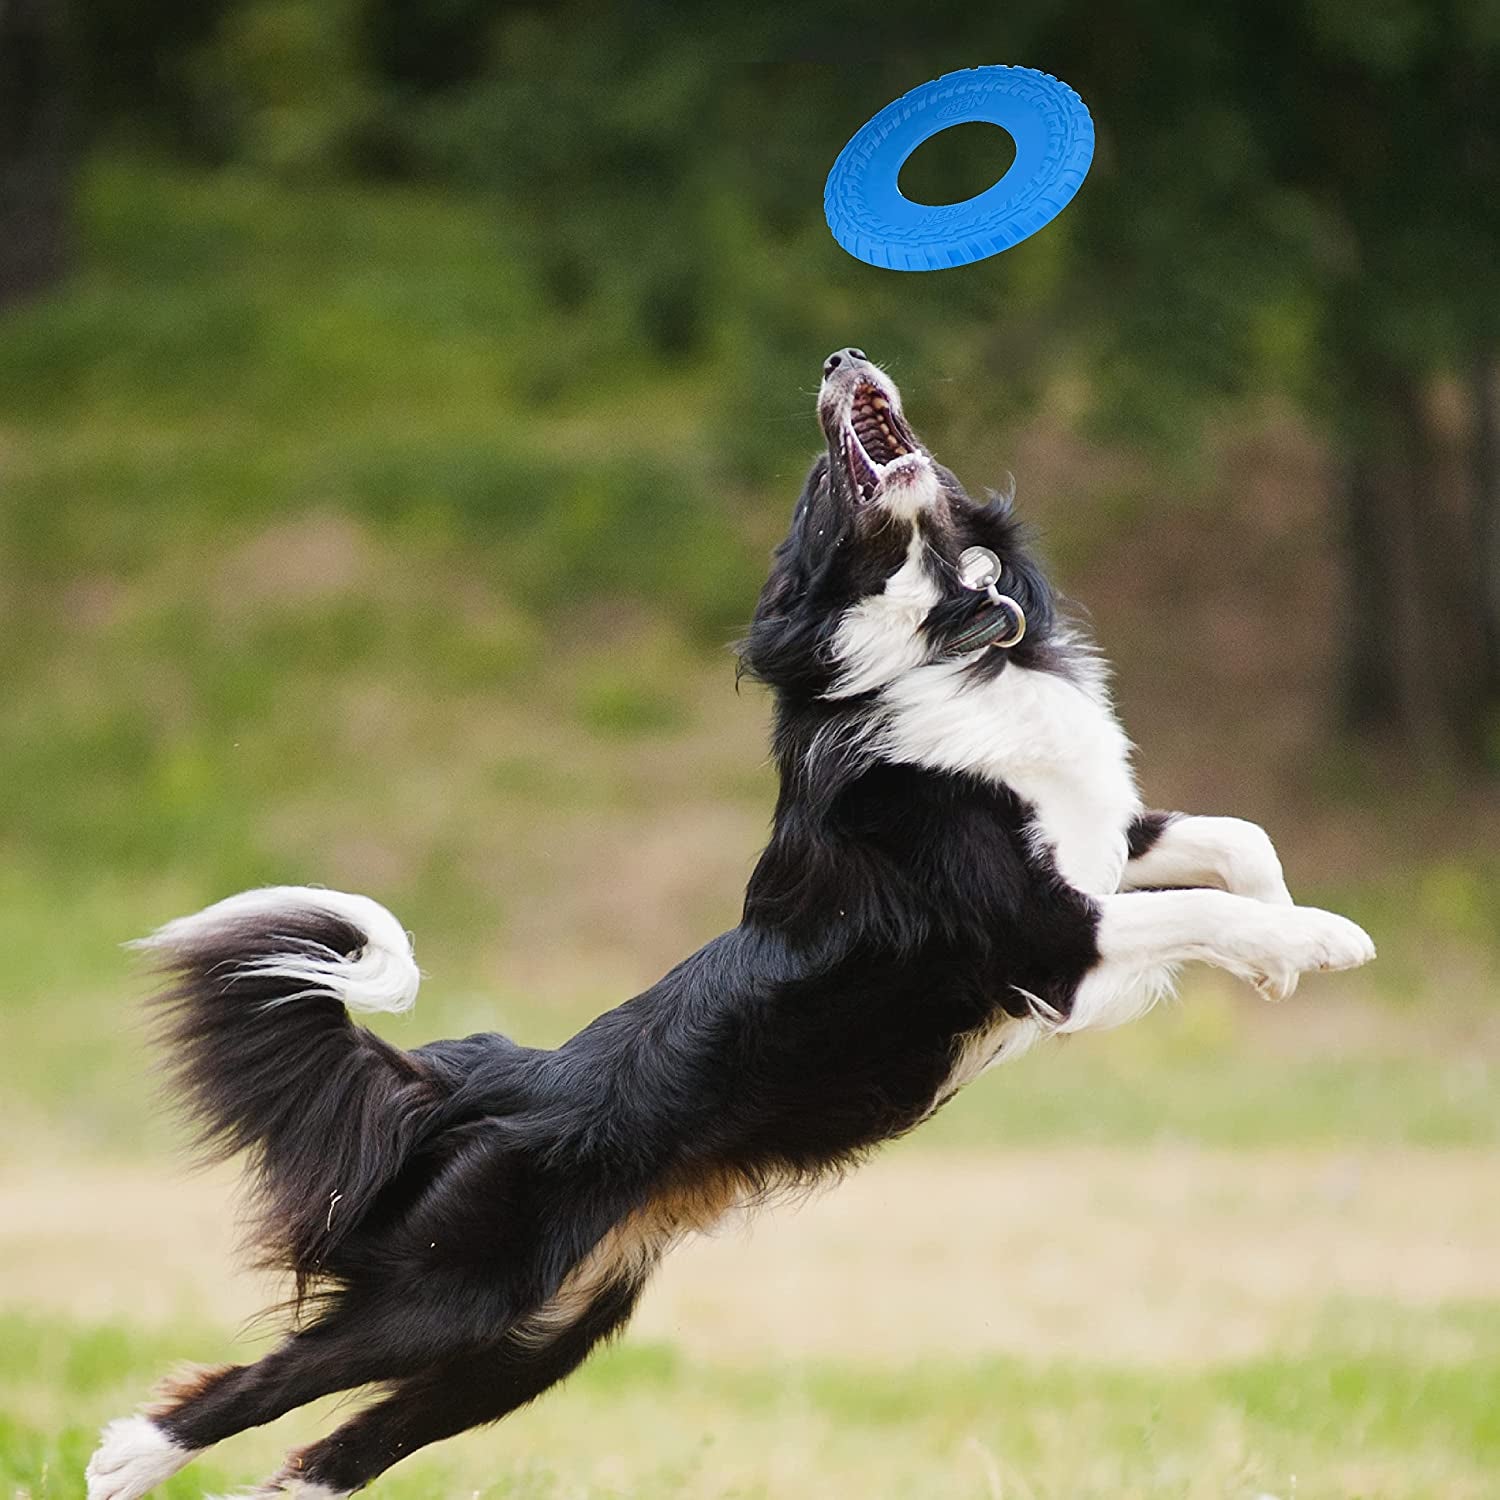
{"left": 2, "top": 0, "right": 1499, "bottom": 1009}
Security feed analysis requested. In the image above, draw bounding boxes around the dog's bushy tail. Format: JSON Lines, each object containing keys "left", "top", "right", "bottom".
{"left": 139, "top": 886, "right": 437, "bottom": 1302}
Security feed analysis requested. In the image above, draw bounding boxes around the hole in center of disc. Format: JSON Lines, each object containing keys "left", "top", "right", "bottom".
{"left": 898, "top": 122, "right": 1017, "bottom": 206}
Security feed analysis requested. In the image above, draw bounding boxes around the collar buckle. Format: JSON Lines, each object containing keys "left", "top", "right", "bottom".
{"left": 951, "top": 546, "right": 1027, "bottom": 654}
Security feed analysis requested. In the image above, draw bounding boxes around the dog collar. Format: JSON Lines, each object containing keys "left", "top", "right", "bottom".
{"left": 947, "top": 546, "right": 1026, "bottom": 655}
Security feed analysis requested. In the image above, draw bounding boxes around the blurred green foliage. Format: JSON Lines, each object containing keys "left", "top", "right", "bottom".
{"left": 36, "top": 0, "right": 1497, "bottom": 756}
{"left": 66, "top": 0, "right": 1500, "bottom": 412}
{"left": 3, "top": 5, "right": 1498, "bottom": 960}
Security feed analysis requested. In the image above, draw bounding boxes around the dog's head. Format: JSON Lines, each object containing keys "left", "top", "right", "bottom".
{"left": 741, "top": 350, "right": 1054, "bottom": 707}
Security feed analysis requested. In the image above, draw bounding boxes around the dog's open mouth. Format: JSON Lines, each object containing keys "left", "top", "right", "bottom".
{"left": 842, "top": 380, "right": 923, "bottom": 503}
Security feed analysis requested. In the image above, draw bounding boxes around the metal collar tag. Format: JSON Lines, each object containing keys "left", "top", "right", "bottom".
{"left": 951, "top": 546, "right": 1026, "bottom": 652}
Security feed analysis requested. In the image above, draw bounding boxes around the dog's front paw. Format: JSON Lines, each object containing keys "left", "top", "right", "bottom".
{"left": 1248, "top": 906, "right": 1374, "bottom": 1002}
{"left": 1297, "top": 907, "right": 1376, "bottom": 970}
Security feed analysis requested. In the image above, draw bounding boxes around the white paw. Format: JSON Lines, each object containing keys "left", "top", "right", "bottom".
{"left": 86, "top": 1417, "right": 195, "bottom": 1500}
{"left": 1288, "top": 906, "right": 1377, "bottom": 970}
{"left": 204, "top": 1466, "right": 349, "bottom": 1500}
{"left": 1247, "top": 907, "right": 1375, "bottom": 1000}
{"left": 205, "top": 1479, "right": 349, "bottom": 1499}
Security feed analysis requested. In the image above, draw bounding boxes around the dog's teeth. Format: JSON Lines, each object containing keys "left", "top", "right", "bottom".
{"left": 842, "top": 389, "right": 922, "bottom": 496}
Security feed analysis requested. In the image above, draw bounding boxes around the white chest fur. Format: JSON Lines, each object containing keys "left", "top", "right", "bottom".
{"left": 826, "top": 540, "right": 1140, "bottom": 895}
{"left": 879, "top": 654, "right": 1140, "bottom": 895}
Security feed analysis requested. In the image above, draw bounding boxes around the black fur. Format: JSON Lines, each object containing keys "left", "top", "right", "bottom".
{"left": 1126, "top": 809, "right": 1180, "bottom": 860}
{"left": 128, "top": 355, "right": 1137, "bottom": 1495}
{"left": 149, "top": 911, "right": 438, "bottom": 1308}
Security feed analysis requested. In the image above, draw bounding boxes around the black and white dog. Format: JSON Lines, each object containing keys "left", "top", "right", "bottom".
{"left": 87, "top": 350, "right": 1374, "bottom": 1499}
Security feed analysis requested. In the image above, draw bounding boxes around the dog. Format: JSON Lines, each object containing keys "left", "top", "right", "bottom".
{"left": 86, "top": 349, "right": 1374, "bottom": 1499}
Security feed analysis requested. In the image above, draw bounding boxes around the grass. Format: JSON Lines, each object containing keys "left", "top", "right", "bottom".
{"left": 5, "top": 1308, "right": 1500, "bottom": 1499}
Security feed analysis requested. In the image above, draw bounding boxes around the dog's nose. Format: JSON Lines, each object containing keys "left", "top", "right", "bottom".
{"left": 823, "top": 347, "right": 868, "bottom": 378}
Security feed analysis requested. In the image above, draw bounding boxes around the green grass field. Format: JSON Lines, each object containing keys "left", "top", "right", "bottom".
{"left": 3, "top": 159, "right": 1499, "bottom": 1497}
{"left": 9, "top": 1304, "right": 1500, "bottom": 1499}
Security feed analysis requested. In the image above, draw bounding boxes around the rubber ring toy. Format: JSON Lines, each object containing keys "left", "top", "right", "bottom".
{"left": 824, "top": 66, "right": 1095, "bottom": 272}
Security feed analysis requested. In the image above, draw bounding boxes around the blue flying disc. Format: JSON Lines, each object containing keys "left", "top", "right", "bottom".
{"left": 824, "top": 66, "right": 1094, "bottom": 272}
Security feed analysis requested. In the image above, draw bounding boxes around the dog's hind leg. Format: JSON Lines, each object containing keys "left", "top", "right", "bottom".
{"left": 86, "top": 1339, "right": 366, "bottom": 1500}
{"left": 87, "top": 1284, "right": 502, "bottom": 1500}
{"left": 235, "top": 1278, "right": 644, "bottom": 1497}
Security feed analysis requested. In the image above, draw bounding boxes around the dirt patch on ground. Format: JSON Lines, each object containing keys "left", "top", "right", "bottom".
{"left": 5, "top": 1146, "right": 1497, "bottom": 1367}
